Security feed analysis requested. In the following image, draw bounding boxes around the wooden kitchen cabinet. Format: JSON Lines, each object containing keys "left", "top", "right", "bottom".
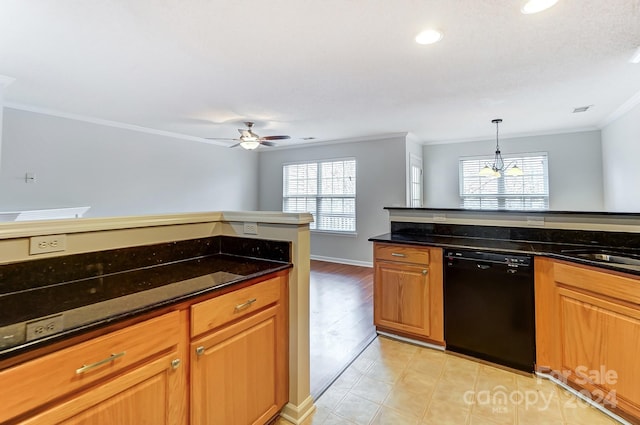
{"left": 190, "top": 275, "right": 288, "bottom": 425}
{"left": 0, "top": 311, "right": 188, "bottom": 425}
{"left": 373, "top": 243, "right": 444, "bottom": 344}
{"left": 0, "top": 272, "right": 288, "bottom": 425}
{"left": 535, "top": 257, "right": 640, "bottom": 421}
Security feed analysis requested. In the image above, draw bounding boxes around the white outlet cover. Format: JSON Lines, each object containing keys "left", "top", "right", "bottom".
{"left": 243, "top": 222, "right": 258, "bottom": 235}
{"left": 29, "top": 234, "right": 67, "bottom": 254}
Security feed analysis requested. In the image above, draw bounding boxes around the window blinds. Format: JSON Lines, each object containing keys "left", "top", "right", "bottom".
{"left": 283, "top": 159, "right": 356, "bottom": 232}
{"left": 459, "top": 153, "right": 549, "bottom": 210}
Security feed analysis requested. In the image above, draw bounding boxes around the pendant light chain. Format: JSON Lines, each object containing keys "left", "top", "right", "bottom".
{"left": 493, "top": 118, "right": 504, "bottom": 171}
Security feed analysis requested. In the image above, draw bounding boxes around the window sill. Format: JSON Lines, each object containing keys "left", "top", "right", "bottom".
{"left": 311, "top": 230, "right": 358, "bottom": 237}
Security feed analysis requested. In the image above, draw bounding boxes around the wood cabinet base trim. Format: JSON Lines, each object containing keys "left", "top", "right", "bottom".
{"left": 375, "top": 328, "right": 445, "bottom": 349}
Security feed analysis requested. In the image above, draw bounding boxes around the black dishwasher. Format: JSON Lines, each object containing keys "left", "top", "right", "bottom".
{"left": 444, "top": 249, "right": 535, "bottom": 372}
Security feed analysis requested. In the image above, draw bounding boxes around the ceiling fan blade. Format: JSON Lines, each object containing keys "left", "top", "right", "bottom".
{"left": 260, "top": 141, "right": 277, "bottom": 147}
{"left": 262, "top": 135, "right": 290, "bottom": 141}
{"left": 228, "top": 142, "right": 242, "bottom": 148}
{"left": 205, "top": 137, "right": 240, "bottom": 141}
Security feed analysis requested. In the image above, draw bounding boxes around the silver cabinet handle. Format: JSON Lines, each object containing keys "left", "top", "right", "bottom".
{"left": 234, "top": 298, "right": 257, "bottom": 312}
{"left": 391, "top": 253, "right": 406, "bottom": 257}
{"left": 422, "top": 269, "right": 428, "bottom": 275}
{"left": 171, "top": 359, "right": 181, "bottom": 369}
{"left": 76, "top": 351, "right": 126, "bottom": 374}
{"left": 196, "top": 346, "right": 205, "bottom": 357}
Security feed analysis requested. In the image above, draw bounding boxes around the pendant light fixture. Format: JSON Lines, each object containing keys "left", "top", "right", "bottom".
{"left": 479, "top": 119, "right": 524, "bottom": 178}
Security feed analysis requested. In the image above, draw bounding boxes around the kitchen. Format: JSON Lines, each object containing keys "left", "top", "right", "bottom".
{"left": 2, "top": 1, "right": 640, "bottom": 424}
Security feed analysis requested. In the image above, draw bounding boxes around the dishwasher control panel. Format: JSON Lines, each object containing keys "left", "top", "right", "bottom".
{"left": 445, "top": 250, "right": 532, "bottom": 267}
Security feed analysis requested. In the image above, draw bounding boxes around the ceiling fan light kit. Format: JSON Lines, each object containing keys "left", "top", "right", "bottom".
{"left": 479, "top": 119, "right": 524, "bottom": 178}
{"left": 206, "top": 121, "right": 291, "bottom": 150}
{"left": 239, "top": 140, "right": 261, "bottom": 150}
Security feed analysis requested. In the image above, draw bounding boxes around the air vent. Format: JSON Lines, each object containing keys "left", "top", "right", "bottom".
{"left": 573, "top": 105, "right": 593, "bottom": 113}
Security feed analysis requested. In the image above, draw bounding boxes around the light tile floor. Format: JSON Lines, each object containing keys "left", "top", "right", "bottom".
{"left": 277, "top": 336, "right": 624, "bottom": 425}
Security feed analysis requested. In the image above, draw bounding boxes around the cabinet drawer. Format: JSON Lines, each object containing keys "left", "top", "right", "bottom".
{"left": 191, "top": 277, "right": 282, "bottom": 337}
{"left": 375, "top": 243, "right": 429, "bottom": 264}
{"left": 0, "top": 311, "right": 180, "bottom": 423}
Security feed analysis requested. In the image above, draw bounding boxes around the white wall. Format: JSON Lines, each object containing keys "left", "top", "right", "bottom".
{"left": 423, "top": 130, "right": 604, "bottom": 211}
{"left": 0, "top": 108, "right": 259, "bottom": 216}
{"left": 258, "top": 136, "right": 407, "bottom": 265}
{"left": 602, "top": 102, "right": 640, "bottom": 212}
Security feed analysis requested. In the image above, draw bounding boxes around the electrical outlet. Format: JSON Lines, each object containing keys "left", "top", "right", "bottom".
{"left": 0, "top": 327, "right": 20, "bottom": 349}
{"left": 526, "top": 216, "right": 545, "bottom": 227}
{"left": 29, "top": 234, "right": 67, "bottom": 255}
{"left": 433, "top": 213, "right": 447, "bottom": 222}
{"left": 243, "top": 222, "right": 258, "bottom": 235}
{"left": 25, "top": 314, "right": 64, "bottom": 342}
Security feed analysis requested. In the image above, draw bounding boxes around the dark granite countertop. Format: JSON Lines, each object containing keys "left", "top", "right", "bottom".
{"left": 0, "top": 236, "right": 292, "bottom": 361}
{"left": 369, "top": 232, "right": 640, "bottom": 276}
{"left": 383, "top": 206, "right": 640, "bottom": 217}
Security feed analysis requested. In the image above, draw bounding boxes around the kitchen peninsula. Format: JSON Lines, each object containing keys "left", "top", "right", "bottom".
{"left": 370, "top": 207, "right": 640, "bottom": 424}
{"left": 0, "top": 211, "right": 315, "bottom": 425}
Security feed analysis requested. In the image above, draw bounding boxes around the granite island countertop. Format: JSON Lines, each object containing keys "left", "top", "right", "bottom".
{"left": 0, "top": 236, "right": 291, "bottom": 361}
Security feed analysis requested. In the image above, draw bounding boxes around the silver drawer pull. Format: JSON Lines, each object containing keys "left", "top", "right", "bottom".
{"left": 76, "top": 351, "right": 126, "bottom": 375}
{"left": 422, "top": 269, "right": 428, "bottom": 275}
{"left": 391, "top": 253, "right": 406, "bottom": 257}
{"left": 234, "top": 298, "right": 257, "bottom": 312}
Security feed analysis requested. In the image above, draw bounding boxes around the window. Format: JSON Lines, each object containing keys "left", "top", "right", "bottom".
{"left": 283, "top": 159, "right": 356, "bottom": 232}
{"left": 459, "top": 153, "right": 549, "bottom": 210}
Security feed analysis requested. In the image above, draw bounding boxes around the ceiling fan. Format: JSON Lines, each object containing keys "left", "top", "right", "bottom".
{"left": 206, "top": 122, "right": 290, "bottom": 150}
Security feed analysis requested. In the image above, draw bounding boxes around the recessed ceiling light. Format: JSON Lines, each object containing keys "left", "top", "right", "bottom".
{"left": 630, "top": 46, "right": 640, "bottom": 64}
{"left": 415, "top": 29, "right": 443, "bottom": 45}
{"left": 521, "top": 0, "right": 559, "bottom": 14}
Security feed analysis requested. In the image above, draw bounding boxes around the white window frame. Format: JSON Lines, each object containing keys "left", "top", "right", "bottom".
{"left": 282, "top": 158, "right": 357, "bottom": 234}
{"left": 459, "top": 152, "right": 549, "bottom": 210}
{"left": 409, "top": 154, "right": 423, "bottom": 208}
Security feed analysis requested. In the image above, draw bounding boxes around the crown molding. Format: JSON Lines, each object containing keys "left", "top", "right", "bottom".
{"left": 3, "top": 102, "right": 230, "bottom": 147}
{"left": 599, "top": 88, "right": 640, "bottom": 128}
{"left": 421, "top": 126, "right": 600, "bottom": 146}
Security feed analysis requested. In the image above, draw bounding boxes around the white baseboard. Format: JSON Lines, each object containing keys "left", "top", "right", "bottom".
{"left": 310, "top": 254, "right": 373, "bottom": 268}
{"left": 280, "top": 395, "right": 316, "bottom": 424}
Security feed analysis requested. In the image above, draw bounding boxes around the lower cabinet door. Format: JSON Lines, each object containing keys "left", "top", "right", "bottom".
{"left": 19, "top": 352, "right": 185, "bottom": 425}
{"left": 374, "top": 261, "right": 431, "bottom": 337}
{"left": 191, "top": 305, "right": 286, "bottom": 425}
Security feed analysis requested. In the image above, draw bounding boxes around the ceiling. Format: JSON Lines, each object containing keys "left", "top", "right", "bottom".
{"left": 1, "top": 0, "right": 640, "bottom": 148}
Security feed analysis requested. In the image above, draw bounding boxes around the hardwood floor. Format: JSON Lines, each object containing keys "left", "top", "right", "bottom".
{"left": 310, "top": 260, "right": 376, "bottom": 398}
